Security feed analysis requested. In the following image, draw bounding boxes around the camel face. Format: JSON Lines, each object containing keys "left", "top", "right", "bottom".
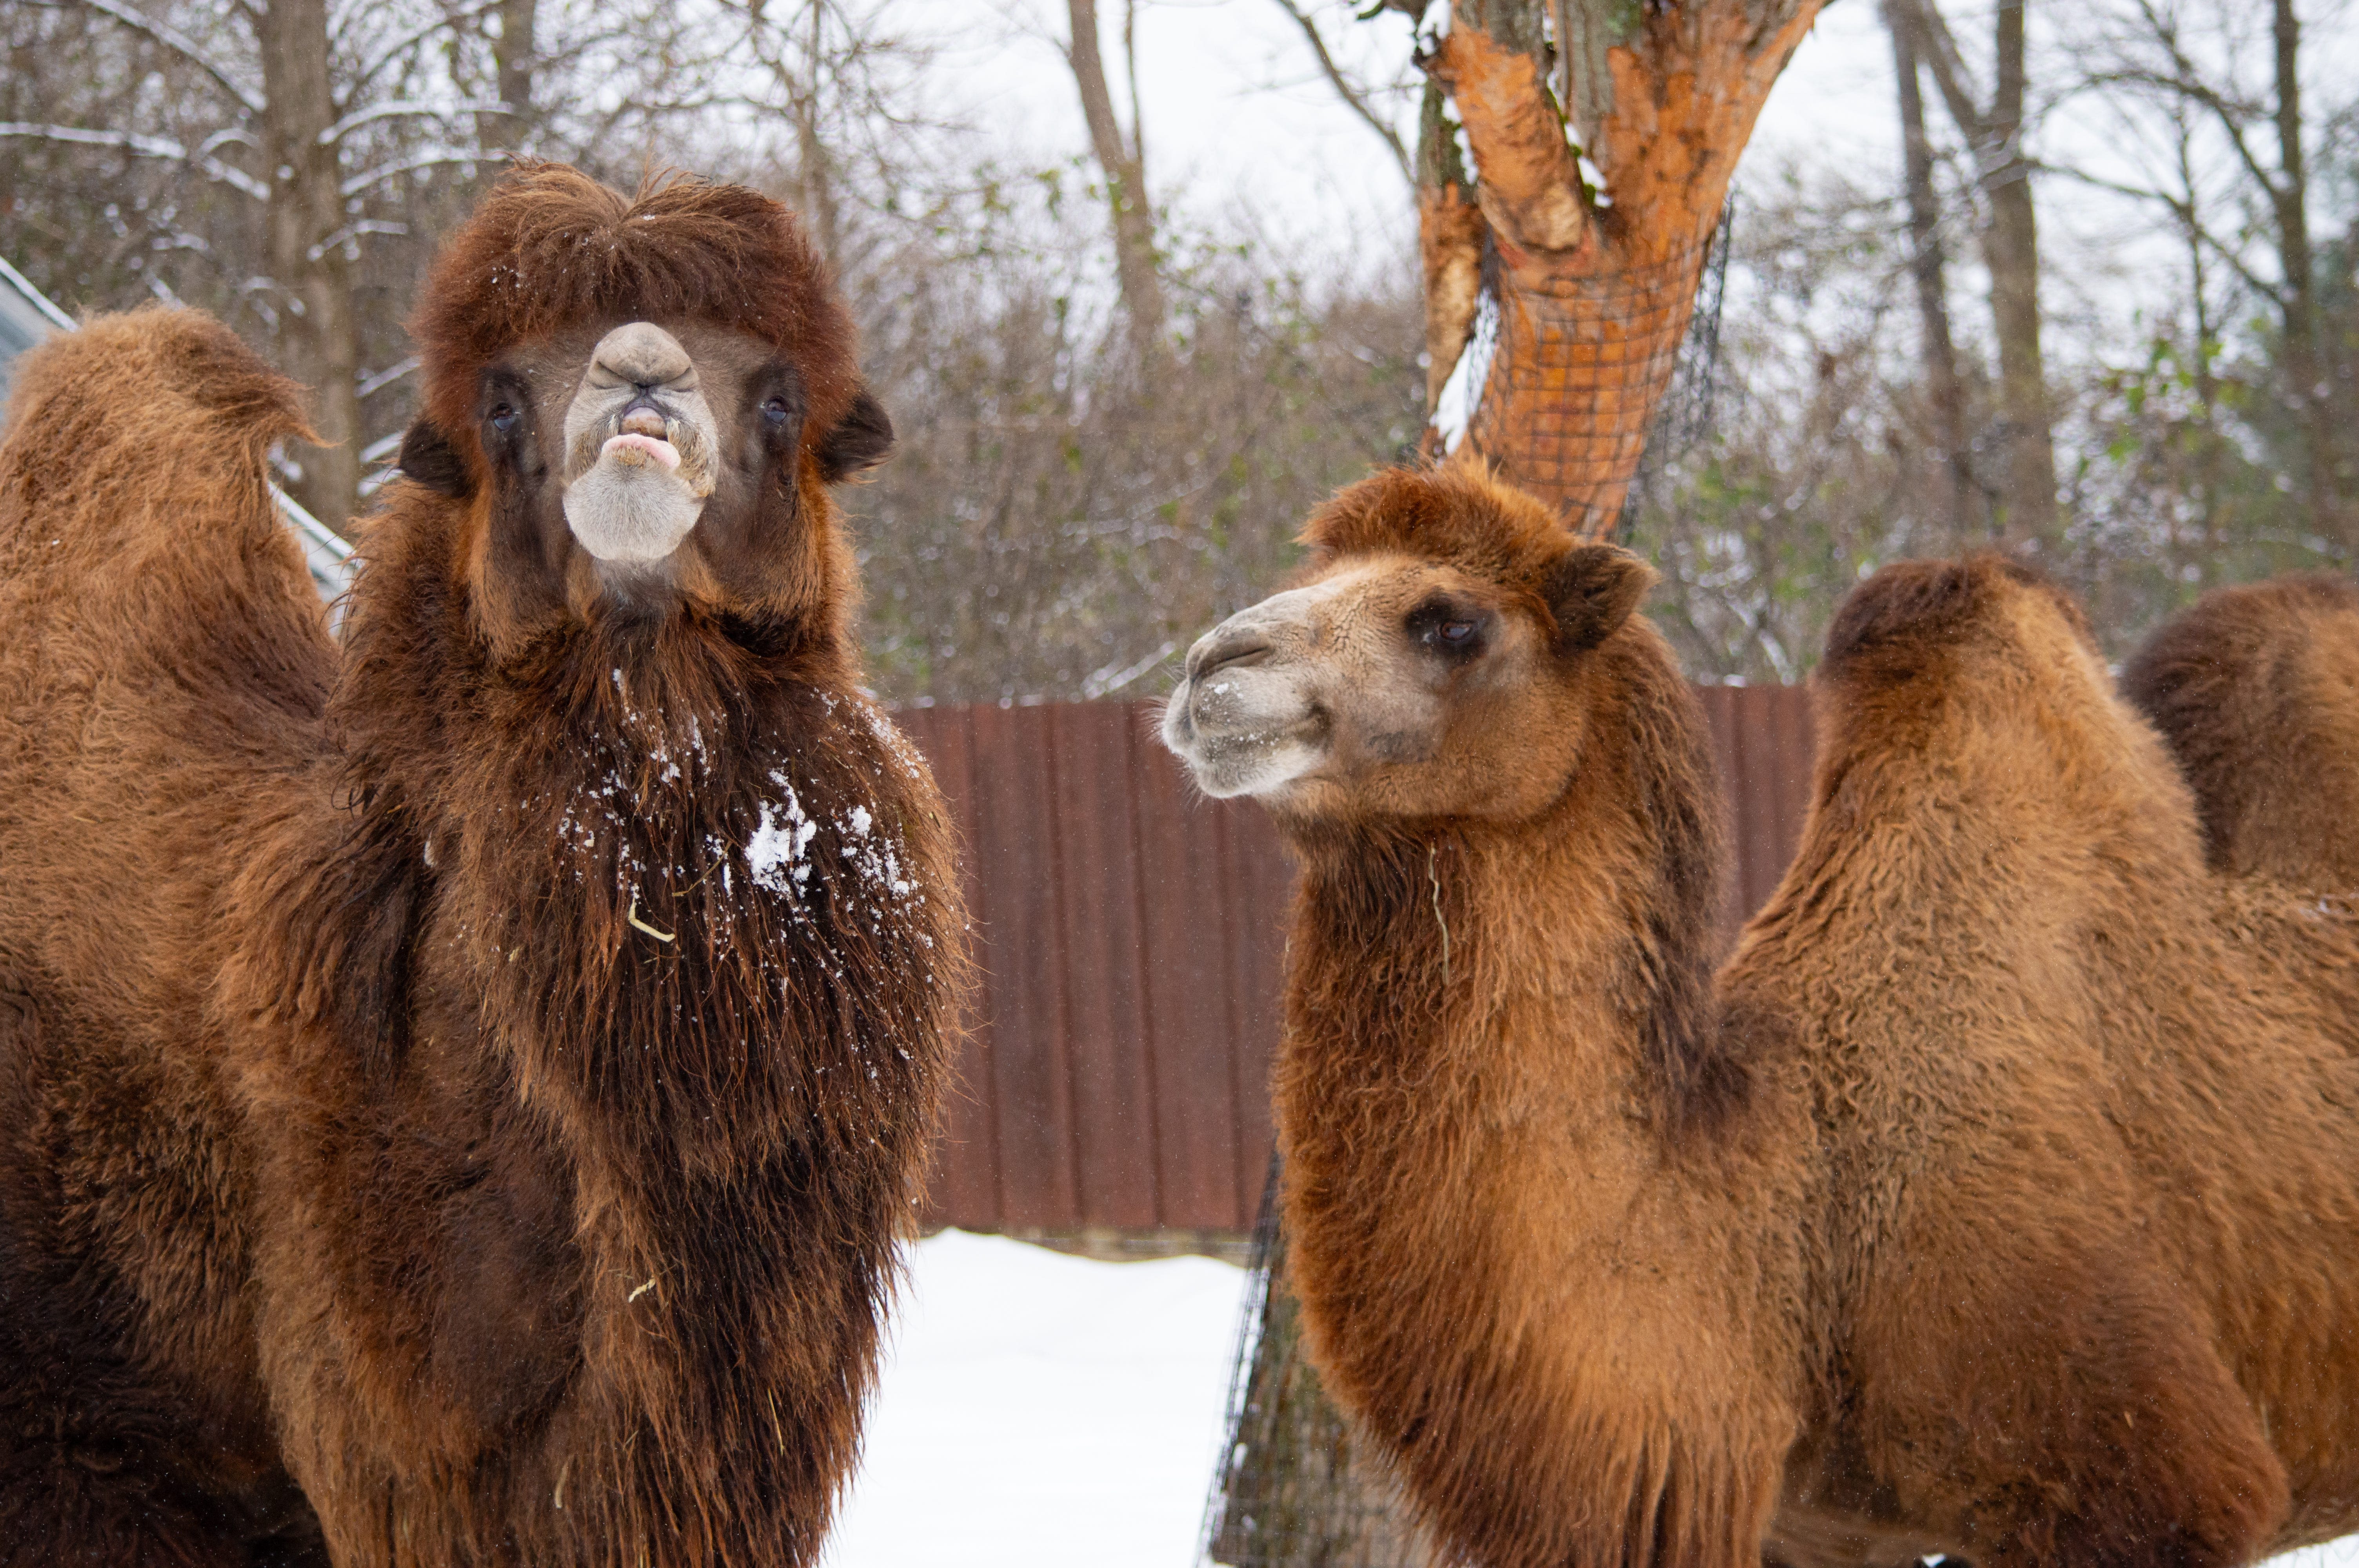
{"left": 556, "top": 322, "right": 724, "bottom": 564}
{"left": 474, "top": 317, "right": 822, "bottom": 610}
{"left": 395, "top": 167, "right": 896, "bottom": 655}
{"left": 1163, "top": 465, "right": 1654, "bottom": 824}
{"left": 1166, "top": 555, "right": 1556, "bottom": 813}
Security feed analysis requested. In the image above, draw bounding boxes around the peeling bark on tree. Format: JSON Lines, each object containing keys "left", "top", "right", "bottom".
{"left": 1417, "top": 0, "right": 1825, "bottom": 539}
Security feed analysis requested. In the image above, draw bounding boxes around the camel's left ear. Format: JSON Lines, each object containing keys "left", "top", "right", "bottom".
{"left": 815, "top": 388, "right": 894, "bottom": 482}
{"left": 397, "top": 417, "right": 475, "bottom": 500}
{"left": 1544, "top": 544, "right": 1656, "bottom": 652}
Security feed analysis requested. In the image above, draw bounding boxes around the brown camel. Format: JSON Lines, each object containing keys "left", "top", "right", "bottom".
{"left": 2123, "top": 572, "right": 2359, "bottom": 890}
{"left": 0, "top": 165, "right": 962, "bottom": 1567}
{"left": 1162, "top": 462, "right": 2359, "bottom": 1568}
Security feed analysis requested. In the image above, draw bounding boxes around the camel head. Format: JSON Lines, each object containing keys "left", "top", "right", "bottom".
{"left": 1162, "top": 462, "right": 1657, "bottom": 825}
{"left": 393, "top": 164, "right": 891, "bottom": 657}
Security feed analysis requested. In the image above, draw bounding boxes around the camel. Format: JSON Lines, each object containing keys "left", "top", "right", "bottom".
{"left": 0, "top": 165, "right": 962, "bottom": 1567}
{"left": 2123, "top": 572, "right": 2359, "bottom": 890}
{"left": 1161, "top": 461, "right": 2359, "bottom": 1568}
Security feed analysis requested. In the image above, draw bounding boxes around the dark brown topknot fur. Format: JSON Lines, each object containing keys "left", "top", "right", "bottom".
{"left": 412, "top": 163, "right": 863, "bottom": 459}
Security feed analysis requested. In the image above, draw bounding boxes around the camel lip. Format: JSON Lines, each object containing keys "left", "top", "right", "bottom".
{"left": 601, "top": 432, "right": 681, "bottom": 470}
{"left": 1161, "top": 676, "right": 1324, "bottom": 797}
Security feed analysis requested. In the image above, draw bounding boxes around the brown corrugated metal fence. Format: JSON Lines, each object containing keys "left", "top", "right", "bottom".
{"left": 894, "top": 688, "right": 1816, "bottom": 1236}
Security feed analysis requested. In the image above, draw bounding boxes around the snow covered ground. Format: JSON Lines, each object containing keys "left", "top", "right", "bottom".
{"left": 825, "top": 1230, "right": 1250, "bottom": 1568}
{"left": 827, "top": 1229, "right": 2359, "bottom": 1568}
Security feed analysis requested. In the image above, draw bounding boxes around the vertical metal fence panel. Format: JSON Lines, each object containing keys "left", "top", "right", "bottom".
{"left": 1132, "top": 736, "right": 1250, "bottom": 1231}
{"left": 1049, "top": 704, "right": 1164, "bottom": 1229}
{"left": 965, "top": 704, "right": 1082, "bottom": 1229}
{"left": 1219, "top": 806, "right": 1292, "bottom": 1228}
{"left": 897, "top": 690, "right": 1817, "bottom": 1236}
{"left": 1692, "top": 685, "right": 1748, "bottom": 946}
{"left": 898, "top": 706, "right": 1003, "bottom": 1232}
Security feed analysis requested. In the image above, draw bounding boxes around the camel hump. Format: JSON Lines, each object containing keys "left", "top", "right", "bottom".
{"left": 2123, "top": 572, "right": 2359, "bottom": 886}
{"left": 5, "top": 305, "right": 313, "bottom": 454}
{"left": 0, "top": 307, "right": 322, "bottom": 592}
{"left": 1820, "top": 553, "right": 2087, "bottom": 677}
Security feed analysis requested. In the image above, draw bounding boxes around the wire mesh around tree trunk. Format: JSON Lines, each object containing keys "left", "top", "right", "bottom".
{"left": 1617, "top": 200, "right": 1734, "bottom": 535}
{"left": 1198, "top": 1156, "right": 1443, "bottom": 1568}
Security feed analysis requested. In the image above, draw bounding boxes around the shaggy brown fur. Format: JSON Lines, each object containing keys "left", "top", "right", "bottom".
{"left": 0, "top": 168, "right": 961, "bottom": 1568}
{"left": 2121, "top": 572, "right": 2359, "bottom": 889}
{"left": 1162, "top": 465, "right": 2359, "bottom": 1568}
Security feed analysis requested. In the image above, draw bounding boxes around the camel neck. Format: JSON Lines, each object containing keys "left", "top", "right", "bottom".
{"left": 1268, "top": 653, "right": 1803, "bottom": 1568}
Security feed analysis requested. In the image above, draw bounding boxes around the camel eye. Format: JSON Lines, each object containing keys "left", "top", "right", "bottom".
{"left": 488, "top": 403, "right": 518, "bottom": 433}
{"left": 1439, "top": 621, "right": 1476, "bottom": 646}
{"left": 761, "top": 396, "right": 791, "bottom": 426}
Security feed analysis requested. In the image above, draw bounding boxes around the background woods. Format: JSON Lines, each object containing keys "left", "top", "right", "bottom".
{"left": 8, "top": 0, "right": 2348, "bottom": 699}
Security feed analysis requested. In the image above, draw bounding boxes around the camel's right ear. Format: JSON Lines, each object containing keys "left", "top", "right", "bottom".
{"left": 1544, "top": 544, "right": 1656, "bottom": 652}
{"left": 398, "top": 417, "right": 475, "bottom": 500}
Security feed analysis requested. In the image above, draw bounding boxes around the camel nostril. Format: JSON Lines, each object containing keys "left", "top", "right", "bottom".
{"left": 1191, "top": 636, "right": 1273, "bottom": 682}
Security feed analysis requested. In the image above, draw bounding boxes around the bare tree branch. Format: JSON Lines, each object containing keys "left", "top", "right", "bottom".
{"left": 0, "top": 122, "right": 269, "bottom": 200}
{"left": 34, "top": 0, "right": 265, "bottom": 114}
{"left": 319, "top": 98, "right": 511, "bottom": 145}
{"left": 307, "top": 217, "right": 408, "bottom": 262}
{"left": 1268, "top": 0, "right": 1410, "bottom": 185}
{"left": 340, "top": 148, "right": 483, "bottom": 198}
{"left": 1888, "top": 0, "right": 1984, "bottom": 140}
{"left": 338, "top": 0, "right": 511, "bottom": 110}
{"left": 2043, "top": 160, "right": 2288, "bottom": 308}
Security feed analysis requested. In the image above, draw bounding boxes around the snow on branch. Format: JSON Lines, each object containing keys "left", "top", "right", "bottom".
{"left": 341, "top": 149, "right": 482, "bottom": 198}
{"left": 307, "top": 218, "right": 409, "bottom": 261}
{"left": 0, "top": 122, "right": 268, "bottom": 201}
{"left": 320, "top": 99, "right": 511, "bottom": 147}
{"left": 356, "top": 355, "right": 418, "bottom": 398}
{"left": 47, "top": 0, "right": 265, "bottom": 115}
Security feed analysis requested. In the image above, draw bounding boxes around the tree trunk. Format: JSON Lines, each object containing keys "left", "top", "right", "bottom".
{"left": 1981, "top": 0, "right": 2054, "bottom": 546}
{"left": 258, "top": 0, "right": 360, "bottom": 532}
{"left": 479, "top": 0, "right": 536, "bottom": 154}
{"left": 1417, "top": 83, "right": 1482, "bottom": 415}
{"left": 1885, "top": 2, "right": 1974, "bottom": 544}
{"left": 1065, "top": 0, "right": 1163, "bottom": 355}
{"left": 2266, "top": 0, "right": 2347, "bottom": 553}
{"left": 1418, "top": 0, "right": 1826, "bottom": 538}
{"left": 791, "top": 4, "right": 840, "bottom": 265}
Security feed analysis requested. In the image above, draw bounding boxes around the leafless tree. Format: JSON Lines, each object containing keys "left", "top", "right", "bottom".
{"left": 1885, "top": 0, "right": 2059, "bottom": 548}
{"left": 1883, "top": 0, "right": 1981, "bottom": 543}
{"left": 1365, "top": 0, "right": 1832, "bottom": 537}
{"left": 2060, "top": 0, "right": 2354, "bottom": 557}
{"left": 1060, "top": 0, "right": 1164, "bottom": 354}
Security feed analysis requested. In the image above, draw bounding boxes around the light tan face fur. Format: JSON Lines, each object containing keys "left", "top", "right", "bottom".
{"left": 1163, "top": 554, "right": 1576, "bottom": 823}
{"left": 556, "top": 322, "right": 725, "bottom": 564}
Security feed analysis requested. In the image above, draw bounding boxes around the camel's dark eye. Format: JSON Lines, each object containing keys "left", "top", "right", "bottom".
{"left": 761, "top": 396, "right": 791, "bottom": 426}
{"left": 1411, "top": 599, "right": 1487, "bottom": 661}
{"left": 488, "top": 403, "right": 518, "bottom": 433}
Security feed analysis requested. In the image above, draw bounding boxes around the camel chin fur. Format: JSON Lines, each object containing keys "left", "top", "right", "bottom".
{"left": 562, "top": 446, "right": 704, "bottom": 562}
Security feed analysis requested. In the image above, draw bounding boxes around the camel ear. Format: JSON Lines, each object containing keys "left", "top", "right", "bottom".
{"left": 815, "top": 389, "right": 894, "bottom": 482}
{"left": 398, "top": 417, "right": 475, "bottom": 499}
{"left": 1544, "top": 544, "right": 1656, "bottom": 652}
